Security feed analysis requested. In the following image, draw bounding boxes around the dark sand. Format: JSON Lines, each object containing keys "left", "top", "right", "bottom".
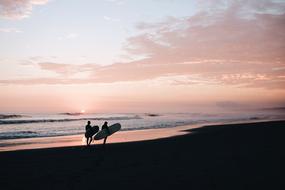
{"left": 0, "top": 120, "right": 284, "bottom": 190}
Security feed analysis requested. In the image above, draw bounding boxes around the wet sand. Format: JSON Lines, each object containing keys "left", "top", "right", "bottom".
{"left": 0, "top": 120, "right": 284, "bottom": 190}
{"left": 0, "top": 123, "right": 204, "bottom": 152}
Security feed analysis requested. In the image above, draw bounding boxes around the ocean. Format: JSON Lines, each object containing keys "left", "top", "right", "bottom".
{"left": 0, "top": 109, "right": 284, "bottom": 140}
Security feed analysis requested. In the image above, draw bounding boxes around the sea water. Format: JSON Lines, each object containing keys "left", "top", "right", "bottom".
{"left": 0, "top": 110, "right": 284, "bottom": 140}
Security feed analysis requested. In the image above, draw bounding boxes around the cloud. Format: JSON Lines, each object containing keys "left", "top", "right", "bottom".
{"left": 2, "top": 59, "right": 284, "bottom": 88}
{"left": 0, "top": 78, "right": 89, "bottom": 85}
{"left": 57, "top": 33, "right": 79, "bottom": 40}
{"left": 120, "top": 0, "right": 285, "bottom": 88}
{"left": 0, "top": 27, "right": 22, "bottom": 33}
{"left": 37, "top": 62, "right": 97, "bottom": 76}
{"left": 1, "top": 0, "right": 285, "bottom": 89}
{"left": 0, "top": 0, "right": 49, "bottom": 20}
{"left": 103, "top": 16, "right": 120, "bottom": 22}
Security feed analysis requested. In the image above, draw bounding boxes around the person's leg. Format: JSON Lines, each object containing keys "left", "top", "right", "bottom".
{"left": 103, "top": 137, "right": 107, "bottom": 145}
{"left": 87, "top": 137, "right": 91, "bottom": 146}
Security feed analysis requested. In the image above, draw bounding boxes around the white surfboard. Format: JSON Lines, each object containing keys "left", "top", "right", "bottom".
{"left": 94, "top": 123, "right": 121, "bottom": 140}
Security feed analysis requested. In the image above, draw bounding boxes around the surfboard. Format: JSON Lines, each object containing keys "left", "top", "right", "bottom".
{"left": 94, "top": 123, "right": 121, "bottom": 140}
{"left": 85, "top": 125, "right": 99, "bottom": 138}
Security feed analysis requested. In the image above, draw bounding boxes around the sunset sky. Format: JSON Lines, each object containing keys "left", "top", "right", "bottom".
{"left": 0, "top": 0, "right": 285, "bottom": 113}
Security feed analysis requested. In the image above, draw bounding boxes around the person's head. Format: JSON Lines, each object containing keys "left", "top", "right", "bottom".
{"left": 87, "top": 121, "right": 91, "bottom": 125}
{"left": 104, "top": 121, "right": 108, "bottom": 125}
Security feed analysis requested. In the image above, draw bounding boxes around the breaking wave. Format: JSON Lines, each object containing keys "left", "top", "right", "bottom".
{"left": 0, "top": 115, "right": 141, "bottom": 125}
{"left": 0, "top": 131, "right": 39, "bottom": 140}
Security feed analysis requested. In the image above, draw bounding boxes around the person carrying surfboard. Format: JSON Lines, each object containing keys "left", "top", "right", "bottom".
{"left": 94, "top": 123, "right": 121, "bottom": 144}
{"left": 102, "top": 121, "right": 110, "bottom": 145}
{"left": 85, "top": 121, "right": 92, "bottom": 146}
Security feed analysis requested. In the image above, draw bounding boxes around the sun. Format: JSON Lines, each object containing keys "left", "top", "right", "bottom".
{"left": 80, "top": 109, "right": 85, "bottom": 114}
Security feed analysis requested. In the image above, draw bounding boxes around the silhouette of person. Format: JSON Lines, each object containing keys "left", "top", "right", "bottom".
{"left": 102, "top": 121, "right": 110, "bottom": 145}
{"left": 85, "top": 121, "right": 92, "bottom": 146}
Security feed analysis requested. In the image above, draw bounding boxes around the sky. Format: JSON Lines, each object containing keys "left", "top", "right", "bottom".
{"left": 0, "top": 0, "right": 285, "bottom": 113}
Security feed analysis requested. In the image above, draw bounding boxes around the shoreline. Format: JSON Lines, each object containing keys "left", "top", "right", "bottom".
{"left": 0, "top": 123, "right": 201, "bottom": 152}
{"left": 0, "top": 120, "right": 284, "bottom": 189}
{"left": 0, "top": 119, "right": 281, "bottom": 152}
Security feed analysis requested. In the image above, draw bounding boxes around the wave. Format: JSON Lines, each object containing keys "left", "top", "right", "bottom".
{"left": 0, "top": 131, "right": 39, "bottom": 140}
{"left": 0, "top": 114, "right": 27, "bottom": 119}
{"left": 145, "top": 113, "right": 161, "bottom": 117}
{"left": 59, "top": 112, "right": 84, "bottom": 116}
{"left": 0, "top": 121, "right": 192, "bottom": 140}
{"left": 0, "top": 115, "right": 141, "bottom": 125}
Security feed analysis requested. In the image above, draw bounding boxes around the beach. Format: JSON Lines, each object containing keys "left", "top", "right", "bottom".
{"left": 0, "top": 120, "right": 284, "bottom": 189}
{"left": 0, "top": 123, "right": 201, "bottom": 152}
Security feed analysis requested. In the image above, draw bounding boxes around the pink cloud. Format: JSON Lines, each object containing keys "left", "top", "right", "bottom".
{"left": 0, "top": 0, "right": 49, "bottom": 19}
{"left": 1, "top": 0, "right": 285, "bottom": 89}
{"left": 37, "top": 62, "right": 97, "bottom": 76}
